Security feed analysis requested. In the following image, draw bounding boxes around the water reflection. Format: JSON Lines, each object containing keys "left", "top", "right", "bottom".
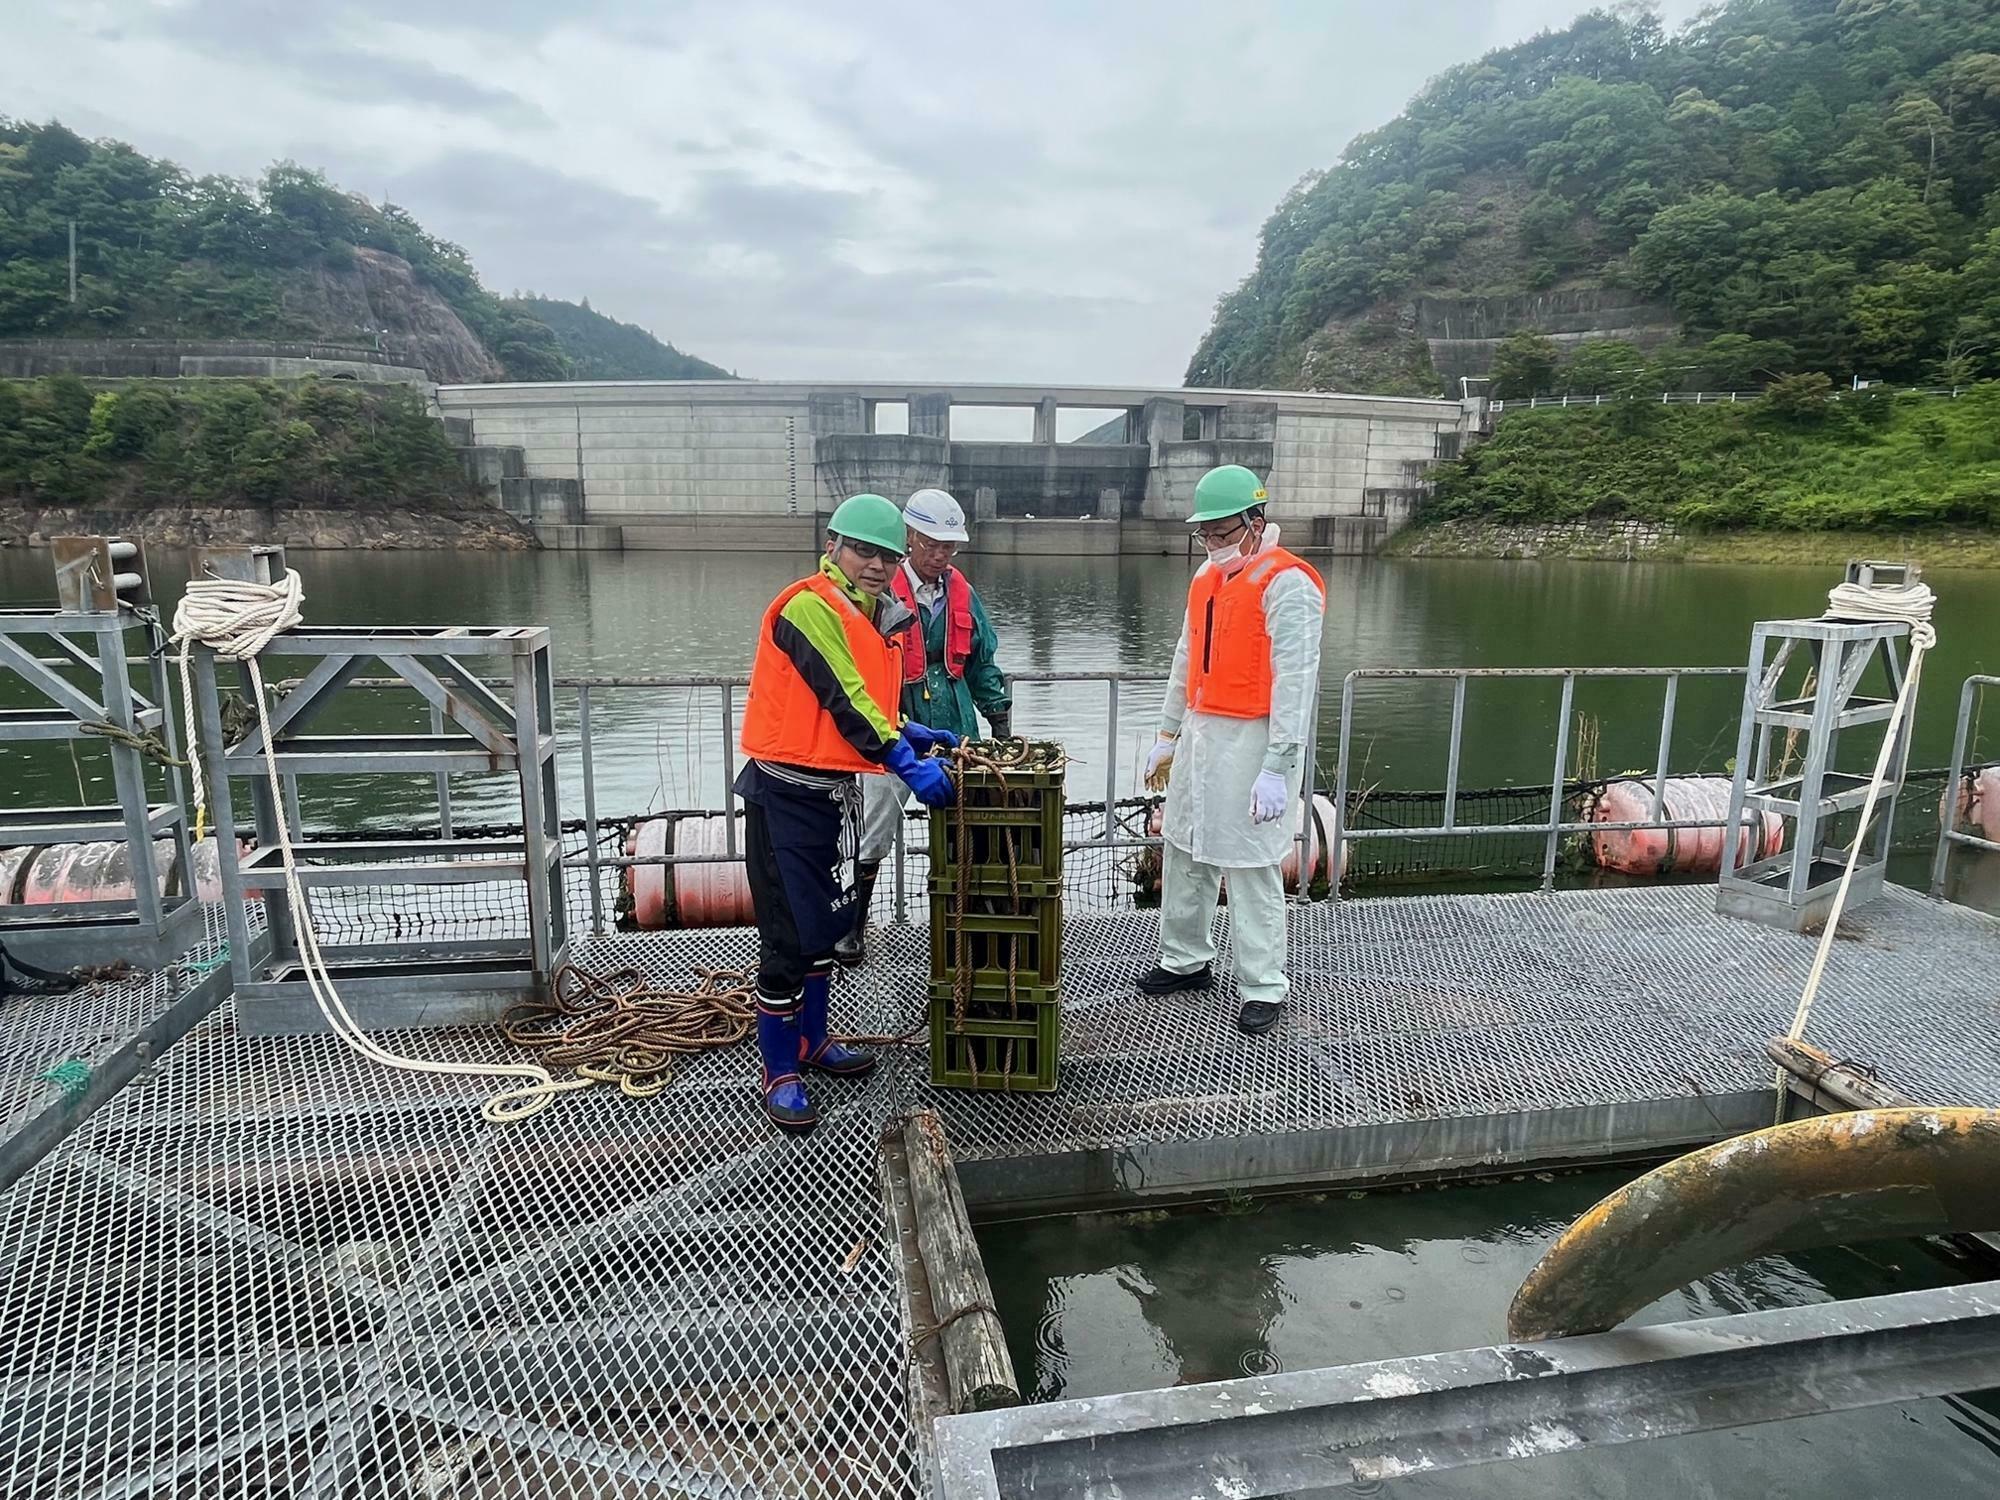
{"left": 983, "top": 1171, "right": 2000, "bottom": 1493}
{"left": 3, "top": 548, "right": 1997, "bottom": 837}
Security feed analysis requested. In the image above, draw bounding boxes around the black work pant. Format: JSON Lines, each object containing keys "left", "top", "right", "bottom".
{"left": 743, "top": 797, "right": 839, "bottom": 1011}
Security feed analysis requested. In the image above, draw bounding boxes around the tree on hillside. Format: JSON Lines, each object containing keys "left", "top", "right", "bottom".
{"left": 1491, "top": 330, "right": 1561, "bottom": 398}
{"left": 1559, "top": 339, "right": 1645, "bottom": 396}
{"left": 1185, "top": 0, "right": 2000, "bottom": 393}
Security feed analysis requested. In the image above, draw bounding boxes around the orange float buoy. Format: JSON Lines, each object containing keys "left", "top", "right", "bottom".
{"left": 1, "top": 836, "right": 233, "bottom": 905}
{"left": 1587, "top": 777, "right": 1783, "bottom": 876}
{"left": 1138, "top": 794, "right": 1347, "bottom": 898}
{"left": 624, "top": 814, "right": 756, "bottom": 929}
{"left": 671, "top": 814, "right": 753, "bottom": 928}
{"left": 1947, "top": 765, "right": 2000, "bottom": 843}
{"left": 625, "top": 818, "right": 672, "bottom": 930}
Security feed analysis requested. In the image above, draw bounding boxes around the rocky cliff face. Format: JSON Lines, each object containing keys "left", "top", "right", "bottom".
{"left": 280, "top": 248, "right": 505, "bottom": 384}
{"left": 0, "top": 501, "right": 535, "bottom": 551}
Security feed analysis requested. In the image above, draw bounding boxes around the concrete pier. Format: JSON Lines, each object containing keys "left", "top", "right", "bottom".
{"left": 435, "top": 379, "right": 1480, "bottom": 554}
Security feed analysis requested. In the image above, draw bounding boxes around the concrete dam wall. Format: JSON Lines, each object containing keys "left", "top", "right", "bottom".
{"left": 435, "top": 379, "right": 1477, "bottom": 555}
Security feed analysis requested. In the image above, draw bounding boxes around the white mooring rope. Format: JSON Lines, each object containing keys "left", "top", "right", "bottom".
{"left": 173, "top": 573, "right": 589, "bottom": 1123}
{"left": 1773, "top": 576, "right": 1938, "bottom": 1122}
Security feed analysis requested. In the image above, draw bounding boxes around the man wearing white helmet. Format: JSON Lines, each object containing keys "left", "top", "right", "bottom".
{"left": 837, "top": 487, "right": 1013, "bottom": 965}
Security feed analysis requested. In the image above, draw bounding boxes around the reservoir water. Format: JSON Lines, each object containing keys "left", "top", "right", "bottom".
{"left": 981, "top": 1168, "right": 2000, "bottom": 1496}
{"left": 4, "top": 546, "right": 1997, "bottom": 843}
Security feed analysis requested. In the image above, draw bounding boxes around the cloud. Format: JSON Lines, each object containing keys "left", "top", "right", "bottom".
{"left": 0, "top": 0, "right": 1710, "bottom": 384}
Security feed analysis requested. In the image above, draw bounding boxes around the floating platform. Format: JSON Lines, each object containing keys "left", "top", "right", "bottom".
{"left": 1, "top": 883, "right": 1997, "bottom": 1498}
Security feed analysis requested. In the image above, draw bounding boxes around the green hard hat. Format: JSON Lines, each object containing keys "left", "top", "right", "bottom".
{"left": 828, "top": 493, "right": 907, "bottom": 554}
{"left": 1189, "top": 464, "right": 1268, "bottom": 523}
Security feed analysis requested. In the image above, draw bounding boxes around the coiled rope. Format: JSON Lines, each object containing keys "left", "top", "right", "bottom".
{"left": 1774, "top": 575, "right": 1938, "bottom": 1122}
{"left": 172, "top": 572, "right": 590, "bottom": 1123}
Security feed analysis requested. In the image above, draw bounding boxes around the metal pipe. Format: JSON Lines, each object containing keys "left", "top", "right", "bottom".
{"left": 577, "top": 685, "right": 604, "bottom": 936}
{"left": 1328, "top": 673, "right": 1356, "bottom": 905}
{"left": 1543, "top": 674, "right": 1575, "bottom": 889}
{"left": 1650, "top": 674, "right": 1678, "bottom": 822}
{"left": 1932, "top": 676, "right": 1993, "bottom": 897}
{"left": 429, "top": 702, "right": 454, "bottom": 839}
{"left": 1103, "top": 678, "right": 1119, "bottom": 843}
{"left": 1442, "top": 675, "right": 1465, "bottom": 831}
{"left": 720, "top": 684, "right": 737, "bottom": 859}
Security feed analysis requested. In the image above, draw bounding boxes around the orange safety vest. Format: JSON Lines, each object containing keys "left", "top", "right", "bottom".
{"left": 1184, "top": 546, "right": 1323, "bottom": 720}
{"left": 740, "top": 570, "right": 902, "bottom": 773}
{"left": 890, "top": 565, "right": 975, "bottom": 684}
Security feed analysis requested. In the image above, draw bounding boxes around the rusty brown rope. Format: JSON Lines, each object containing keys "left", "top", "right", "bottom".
{"left": 500, "top": 962, "right": 756, "bottom": 1099}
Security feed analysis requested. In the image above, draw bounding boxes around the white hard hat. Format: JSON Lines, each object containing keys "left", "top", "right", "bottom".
{"left": 903, "top": 488, "right": 968, "bottom": 542}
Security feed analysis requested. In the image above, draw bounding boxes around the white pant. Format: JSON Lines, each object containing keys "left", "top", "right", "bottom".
{"left": 1157, "top": 839, "right": 1290, "bottom": 1009}
{"left": 859, "top": 769, "right": 915, "bottom": 865}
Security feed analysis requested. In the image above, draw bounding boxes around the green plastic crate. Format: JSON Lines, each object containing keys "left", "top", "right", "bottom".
{"left": 929, "top": 993, "right": 1060, "bottom": 1092}
{"left": 929, "top": 893, "right": 1060, "bottom": 989}
{"left": 929, "top": 796, "right": 1063, "bottom": 883}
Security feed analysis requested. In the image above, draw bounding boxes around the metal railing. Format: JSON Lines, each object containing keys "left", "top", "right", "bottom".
{"left": 555, "top": 670, "right": 1173, "bottom": 935}
{"left": 1930, "top": 675, "right": 1999, "bottom": 898}
{"left": 1328, "top": 666, "right": 1749, "bottom": 899}
{"left": 1493, "top": 385, "right": 1978, "bottom": 414}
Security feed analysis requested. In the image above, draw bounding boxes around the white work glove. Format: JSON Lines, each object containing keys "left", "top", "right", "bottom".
{"left": 1249, "top": 770, "right": 1288, "bottom": 824}
{"left": 1143, "top": 733, "right": 1177, "bottom": 792}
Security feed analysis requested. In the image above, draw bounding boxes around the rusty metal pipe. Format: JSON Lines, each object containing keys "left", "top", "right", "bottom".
{"left": 1509, "top": 1107, "right": 2000, "bottom": 1341}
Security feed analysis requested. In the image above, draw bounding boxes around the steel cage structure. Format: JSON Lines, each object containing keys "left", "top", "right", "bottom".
{"left": 186, "top": 626, "right": 568, "bottom": 1034}
{"left": 0, "top": 593, "right": 199, "bottom": 968}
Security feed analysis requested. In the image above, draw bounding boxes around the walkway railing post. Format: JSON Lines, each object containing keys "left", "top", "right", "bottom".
{"left": 578, "top": 684, "right": 604, "bottom": 936}
{"left": 1104, "top": 678, "right": 1120, "bottom": 843}
{"left": 1329, "top": 674, "right": 1356, "bottom": 905}
{"left": 1544, "top": 674, "right": 1576, "bottom": 889}
{"left": 1932, "top": 676, "right": 1982, "bottom": 898}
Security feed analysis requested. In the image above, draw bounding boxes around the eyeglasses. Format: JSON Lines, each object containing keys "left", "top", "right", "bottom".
{"left": 839, "top": 538, "right": 904, "bottom": 564}
{"left": 909, "top": 535, "right": 958, "bottom": 551}
{"left": 1194, "top": 518, "right": 1250, "bottom": 544}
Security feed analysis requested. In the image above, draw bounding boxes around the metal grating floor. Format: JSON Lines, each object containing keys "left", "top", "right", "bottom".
{"left": 3, "top": 883, "right": 1999, "bottom": 1498}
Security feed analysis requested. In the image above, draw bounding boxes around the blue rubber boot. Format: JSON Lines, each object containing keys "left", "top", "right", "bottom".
{"left": 799, "top": 968, "right": 877, "bottom": 1077}
{"left": 755, "top": 1003, "right": 818, "bottom": 1132}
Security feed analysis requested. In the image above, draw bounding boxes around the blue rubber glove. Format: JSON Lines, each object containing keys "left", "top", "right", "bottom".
{"left": 885, "top": 737, "right": 955, "bottom": 808}
{"left": 901, "top": 722, "right": 960, "bottom": 754}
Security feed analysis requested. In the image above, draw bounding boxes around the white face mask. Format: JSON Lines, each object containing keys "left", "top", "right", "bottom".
{"left": 1203, "top": 521, "right": 1259, "bottom": 567}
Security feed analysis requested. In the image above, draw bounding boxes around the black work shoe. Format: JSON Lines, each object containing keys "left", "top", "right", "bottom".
{"left": 1236, "top": 1000, "right": 1285, "bottom": 1036}
{"left": 1136, "top": 964, "right": 1212, "bottom": 996}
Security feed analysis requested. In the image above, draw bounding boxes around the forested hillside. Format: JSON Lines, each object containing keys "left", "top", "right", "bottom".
{"left": 506, "top": 295, "right": 732, "bottom": 381}
{"left": 0, "top": 119, "right": 726, "bottom": 383}
{"left": 1189, "top": 0, "right": 2000, "bottom": 396}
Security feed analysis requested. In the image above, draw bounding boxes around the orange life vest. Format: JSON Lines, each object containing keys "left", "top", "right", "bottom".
{"left": 1184, "top": 545, "right": 1324, "bottom": 720}
{"left": 890, "top": 565, "right": 975, "bottom": 684}
{"left": 740, "top": 570, "right": 902, "bottom": 773}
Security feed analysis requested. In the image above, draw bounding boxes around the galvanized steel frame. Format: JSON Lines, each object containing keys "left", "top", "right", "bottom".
{"left": 1719, "top": 618, "right": 1910, "bottom": 929}
{"left": 186, "top": 627, "right": 568, "bottom": 1030}
{"left": 931, "top": 1280, "right": 2000, "bottom": 1500}
{"left": 1931, "top": 674, "right": 2000, "bottom": 897}
{"left": 0, "top": 601, "right": 199, "bottom": 966}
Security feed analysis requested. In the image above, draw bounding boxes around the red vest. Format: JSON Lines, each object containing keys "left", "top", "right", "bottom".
{"left": 891, "top": 566, "right": 975, "bottom": 685}
{"left": 1184, "top": 546, "right": 1323, "bottom": 720}
{"left": 740, "top": 571, "right": 901, "bottom": 772}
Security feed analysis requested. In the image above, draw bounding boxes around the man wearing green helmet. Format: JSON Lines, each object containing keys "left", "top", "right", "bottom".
{"left": 736, "top": 492, "right": 959, "bottom": 1131}
{"left": 1136, "top": 464, "right": 1325, "bottom": 1035}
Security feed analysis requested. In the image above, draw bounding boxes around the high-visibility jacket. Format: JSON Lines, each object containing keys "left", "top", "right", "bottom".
{"left": 1183, "top": 546, "right": 1324, "bottom": 720}
{"left": 891, "top": 565, "right": 975, "bottom": 684}
{"left": 741, "top": 565, "right": 902, "bottom": 773}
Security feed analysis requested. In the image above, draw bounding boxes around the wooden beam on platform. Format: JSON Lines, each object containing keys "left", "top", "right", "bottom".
{"left": 900, "top": 1110, "right": 1019, "bottom": 1413}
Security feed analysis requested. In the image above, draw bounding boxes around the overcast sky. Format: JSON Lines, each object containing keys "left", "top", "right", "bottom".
{"left": 7, "top": 1, "right": 1707, "bottom": 385}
